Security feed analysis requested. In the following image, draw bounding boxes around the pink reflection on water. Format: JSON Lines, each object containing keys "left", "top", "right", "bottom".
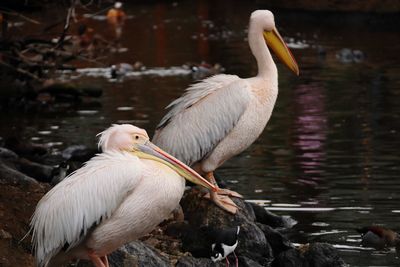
{"left": 292, "top": 83, "right": 327, "bottom": 185}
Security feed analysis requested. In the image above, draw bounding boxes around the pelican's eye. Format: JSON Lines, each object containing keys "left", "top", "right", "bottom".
{"left": 135, "top": 135, "right": 139, "bottom": 140}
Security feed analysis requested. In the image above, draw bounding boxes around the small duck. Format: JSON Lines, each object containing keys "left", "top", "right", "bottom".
{"left": 183, "top": 61, "right": 225, "bottom": 80}
{"left": 336, "top": 48, "right": 365, "bottom": 63}
{"left": 211, "top": 226, "right": 240, "bottom": 267}
{"left": 357, "top": 226, "right": 400, "bottom": 251}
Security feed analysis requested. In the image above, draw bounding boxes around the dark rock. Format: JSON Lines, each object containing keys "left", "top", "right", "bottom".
{"left": 0, "top": 147, "right": 18, "bottom": 160}
{"left": 0, "top": 161, "right": 39, "bottom": 187}
{"left": 0, "top": 149, "right": 53, "bottom": 183}
{"left": 274, "top": 243, "right": 347, "bottom": 267}
{"left": 257, "top": 223, "right": 294, "bottom": 257}
{"left": 274, "top": 247, "right": 305, "bottom": 267}
{"left": 250, "top": 202, "right": 296, "bottom": 228}
{"left": 15, "top": 158, "right": 53, "bottom": 183}
{"left": 237, "top": 221, "right": 272, "bottom": 265}
{"left": 176, "top": 256, "right": 220, "bottom": 267}
{"left": 305, "top": 243, "right": 347, "bottom": 266}
{"left": 238, "top": 255, "right": 264, "bottom": 267}
{"left": 107, "top": 241, "right": 171, "bottom": 267}
{"left": 62, "top": 145, "right": 97, "bottom": 162}
{"left": 164, "top": 221, "right": 191, "bottom": 238}
{"left": 0, "top": 166, "right": 47, "bottom": 267}
{"left": 180, "top": 189, "right": 273, "bottom": 265}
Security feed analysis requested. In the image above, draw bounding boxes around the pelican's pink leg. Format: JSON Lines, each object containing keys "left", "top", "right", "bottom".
{"left": 204, "top": 172, "right": 239, "bottom": 214}
{"left": 88, "top": 250, "right": 106, "bottom": 267}
{"left": 100, "top": 255, "right": 109, "bottom": 267}
{"left": 208, "top": 172, "right": 242, "bottom": 198}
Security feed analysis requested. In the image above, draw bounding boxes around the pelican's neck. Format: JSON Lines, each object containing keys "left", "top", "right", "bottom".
{"left": 248, "top": 23, "right": 277, "bottom": 79}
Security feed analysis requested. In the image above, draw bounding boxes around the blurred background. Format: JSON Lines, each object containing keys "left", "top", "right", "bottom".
{"left": 0, "top": 1, "right": 399, "bottom": 266}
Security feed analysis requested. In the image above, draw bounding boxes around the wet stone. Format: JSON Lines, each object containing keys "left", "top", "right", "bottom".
{"left": 76, "top": 241, "right": 171, "bottom": 267}
{"left": 257, "top": 223, "right": 294, "bottom": 257}
{"left": 15, "top": 158, "right": 53, "bottom": 183}
{"left": 109, "top": 241, "right": 171, "bottom": 267}
{"left": 176, "top": 255, "right": 221, "bottom": 267}
{"left": 0, "top": 147, "right": 18, "bottom": 160}
{"left": 238, "top": 255, "right": 265, "bottom": 267}
{"left": 62, "top": 145, "right": 97, "bottom": 162}
{"left": 0, "top": 161, "right": 39, "bottom": 187}
{"left": 250, "top": 202, "right": 297, "bottom": 229}
{"left": 274, "top": 243, "right": 347, "bottom": 267}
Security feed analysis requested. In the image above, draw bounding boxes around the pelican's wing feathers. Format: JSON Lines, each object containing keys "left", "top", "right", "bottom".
{"left": 153, "top": 74, "right": 252, "bottom": 165}
{"left": 31, "top": 151, "right": 143, "bottom": 267}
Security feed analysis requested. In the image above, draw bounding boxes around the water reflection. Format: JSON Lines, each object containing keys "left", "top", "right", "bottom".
{"left": 292, "top": 83, "right": 327, "bottom": 186}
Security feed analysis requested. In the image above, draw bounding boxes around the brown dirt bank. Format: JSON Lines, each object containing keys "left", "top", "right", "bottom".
{"left": 0, "top": 178, "right": 48, "bottom": 267}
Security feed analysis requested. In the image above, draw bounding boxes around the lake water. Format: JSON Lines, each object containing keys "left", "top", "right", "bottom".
{"left": 1, "top": 1, "right": 399, "bottom": 266}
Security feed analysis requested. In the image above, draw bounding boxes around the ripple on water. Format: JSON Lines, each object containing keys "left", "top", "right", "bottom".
{"left": 116, "top": 107, "right": 134, "bottom": 111}
{"left": 38, "top": 131, "right": 52, "bottom": 135}
{"left": 77, "top": 110, "right": 99, "bottom": 115}
{"left": 312, "top": 222, "right": 330, "bottom": 227}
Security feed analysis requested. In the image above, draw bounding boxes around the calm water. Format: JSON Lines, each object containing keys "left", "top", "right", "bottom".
{"left": 1, "top": 1, "right": 400, "bottom": 266}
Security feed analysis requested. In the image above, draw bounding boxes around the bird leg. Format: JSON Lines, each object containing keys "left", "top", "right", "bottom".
{"left": 100, "top": 255, "right": 109, "bottom": 267}
{"left": 207, "top": 172, "right": 243, "bottom": 198}
{"left": 234, "top": 251, "right": 238, "bottom": 267}
{"left": 88, "top": 250, "right": 106, "bottom": 267}
{"left": 225, "top": 256, "right": 230, "bottom": 267}
{"left": 204, "top": 172, "right": 239, "bottom": 214}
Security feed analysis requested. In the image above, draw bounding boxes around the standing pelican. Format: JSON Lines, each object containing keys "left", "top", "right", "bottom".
{"left": 30, "top": 124, "right": 216, "bottom": 267}
{"left": 153, "top": 10, "right": 299, "bottom": 214}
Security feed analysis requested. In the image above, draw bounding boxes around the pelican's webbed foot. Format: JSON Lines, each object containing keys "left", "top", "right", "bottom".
{"left": 203, "top": 172, "right": 241, "bottom": 214}
{"left": 217, "top": 188, "right": 243, "bottom": 198}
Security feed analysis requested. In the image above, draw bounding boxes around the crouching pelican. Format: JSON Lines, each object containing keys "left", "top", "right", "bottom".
{"left": 153, "top": 10, "right": 299, "bottom": 214}
{"left": 30, "top": 124, "right": 216, "bottom": 267}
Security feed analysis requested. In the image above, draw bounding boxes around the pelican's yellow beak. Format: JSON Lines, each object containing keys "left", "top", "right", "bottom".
{"left": 132, "top": 142, "right": 217, "bottom": 192}
{"left": 263, "top": 28, "right": 299, "bottom": 75}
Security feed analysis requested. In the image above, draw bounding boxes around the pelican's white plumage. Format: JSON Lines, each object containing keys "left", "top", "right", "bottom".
{"left": 156, "top": 74, "right": 251, "bottom": 166}
{"left": 153, "top": 10, "right": 299, "bottom": 214}
{"left": 31, "top": 152, "right": 144, "bottom": 266}
{"left": 30, "top": 124, "right": 216, "bottom": 267}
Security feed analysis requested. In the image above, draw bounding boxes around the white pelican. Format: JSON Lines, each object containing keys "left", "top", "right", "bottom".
{"left": 153, "top": 10, "right": 299, "bottom": 214}
{"left": 30, "top": 124, "right": 216, "bottom": 267}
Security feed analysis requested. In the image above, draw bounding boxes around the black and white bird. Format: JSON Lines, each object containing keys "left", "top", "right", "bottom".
{"left": 211, "top": 226, "right": 240, "bottom": 267}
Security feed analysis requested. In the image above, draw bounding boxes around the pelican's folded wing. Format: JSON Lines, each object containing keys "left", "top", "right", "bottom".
{"left": 30, "top": 151, "right": 143, "bottom": 267}
{"left": 153, "top": 74, "right": 252, "bottom": 166}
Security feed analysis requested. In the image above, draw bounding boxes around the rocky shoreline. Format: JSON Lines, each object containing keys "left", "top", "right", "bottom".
{"left": 0, "top": 143, "right": 347, "bottom": 267}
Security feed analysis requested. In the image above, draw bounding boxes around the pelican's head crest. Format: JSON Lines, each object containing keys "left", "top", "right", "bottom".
{"left": 250, "top": 10, "right": 275, "bottom": 31}
{"left": 97, "top": 124, "right": 149, "bottom": 152}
